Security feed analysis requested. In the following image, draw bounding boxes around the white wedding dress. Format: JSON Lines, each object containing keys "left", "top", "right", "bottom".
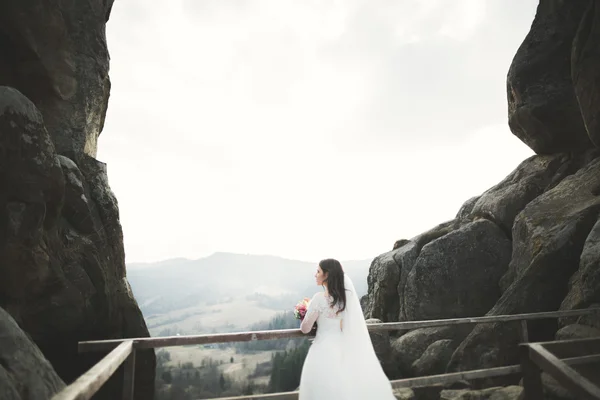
{"left": 298, "top": 274, "right": 396, "bottom": 399}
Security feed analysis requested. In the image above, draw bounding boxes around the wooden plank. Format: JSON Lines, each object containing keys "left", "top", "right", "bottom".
{"left": 529, "top": 343, "right": 600, "bottom": 400}
{"left": 203, "top": 355, "right": 600, "bottom": 400}
{"left": 51, "top": 341, "right": 133, "bottom": 400}
{"left": 537, "top": 337, "right": 600, "bottom": 359}
{"left": 214, "top": 391, "right": 298, "bottom": 400}
{"left": 520, "top": 343, "right": 543, "bottom": 400}
{"left": 79, "top": 329, "right": 310, "bottom": 352}
{"left": 563, "top": 354, "right": 600, "bottom": 367}
{"left": 519, "top": 320, "right": 529, "bottom": 343}
{"left": 78, "top": 308, "right": 600, "bottom": 353}
{"left": 370, "top": 308, "right": 600, "bottom": 332}
{"left": 204, "top": 366, "right": 523, "bottom": 400}
{"left": 121, "top": 349, "right": 136, "bottom": 400}
{"left": 390, "top": 364, "right": 521, "bottom": 388}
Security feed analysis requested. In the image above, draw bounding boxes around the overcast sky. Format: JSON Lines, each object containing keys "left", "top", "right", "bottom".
{"left": 98, "top": 0, "right": 538, "bottom": 264}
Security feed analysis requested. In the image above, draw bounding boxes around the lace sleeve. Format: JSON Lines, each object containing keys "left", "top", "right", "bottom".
{"left": 300, "top": 292, "right": 323, "bottom": 333}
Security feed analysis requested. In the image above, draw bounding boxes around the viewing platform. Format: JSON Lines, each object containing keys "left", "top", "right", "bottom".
{"left": 52, "top": 308, "right": 600, "bottom": 400}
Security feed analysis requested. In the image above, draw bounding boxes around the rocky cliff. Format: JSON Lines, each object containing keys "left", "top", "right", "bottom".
{"left": 365, "top": 0, "right": 600, "bottom": 391}
{"left": 0, "top": 1, "right": 155, "bottom": 399}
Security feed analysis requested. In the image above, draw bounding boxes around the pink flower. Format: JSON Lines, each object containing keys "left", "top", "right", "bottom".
{"left": 293, "top": 297, "right": 310, "bottom": 320}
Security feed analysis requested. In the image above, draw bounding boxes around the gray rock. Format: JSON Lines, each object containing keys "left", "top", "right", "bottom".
{"left": 58, "top": 155, "right": 96, "bottom": 234}
{"left": 440, "top": 386, "right": 522, "bottom": 400}
{"left": 394, "top": 239, "right": 411, "bottom": 250}
{"left": 560, "top": 213, "right": 600, "bottom": 315}
{"left": 412, "top": 339, "right": 456, "bottom": 377}
{"left": 555, "top": 323, "right": 600, "bottom": 340}
{"left": 450, "top": 157, "right": 600, "bottom": 372}
{"left": 574, "top": 304, "right": 600, "bottom": 329}
{"left": 456, "top": 196, "right": 480, "bottom": 220}
{"left": 364, "top": 233, "right": 423, "bottom": 323}
{"left": 490, "top": 386, "right": 524, "bottom": 400}
{"left": 0, "top": 0, "right": 114, "bottom": 156}
{"left": 366, "top": 318, "right": 398, "bottom": 378}
{"left": 398, "top": 220, "right": 463, "bottom": 321}
{"left": 501, "top": 157, "right": 600, "bottom": 291}
{"left": 0, "top": 87, "right": 155, "bottom": 399}
{"left": 404, "top": 219, "right": 512, "bottom": 321}
{"left": 391, "top": 326, "right": 470, "bottom": 377}
{"left": 360, "top": 294, "right": 369, "bottom": 313}
{"left": 0, "top": 307, "right": 65, "bottom": 399}
{"left": 394, "top": 388, "right": 416, "bottom": 400}
{"left": 469, "top": 153, "right": 592, "bottom": 235}
{"left": 413, "top": 385, "right": 444, "bottom": 400}
{"left": 541, "top": 373, "right": 576, "bottom": 400}
{"left": 507, "top": 0, "right": 592, "bottom": 154}
{"left": 365, "top": 251, "right": 402, "bottom": 322}
{"left": 367, "top": 217, "right": 501, "bottom": 325}
{"left": 0, "top": 86, "right": 65, "bottom": 300}
{"left": 396, "top": 240, "right": 422, "bottom": 322}
{"left": 572, "top": 1, "right": 600, "bottom": 147}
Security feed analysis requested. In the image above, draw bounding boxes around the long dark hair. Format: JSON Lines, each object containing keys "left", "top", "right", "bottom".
{"left": 319, "top": 258, "right": 346, "bottom": 314}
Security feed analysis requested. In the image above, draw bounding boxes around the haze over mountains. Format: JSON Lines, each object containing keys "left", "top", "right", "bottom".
{"left": 127, "top": 253, "right": 371, "bottom": 335}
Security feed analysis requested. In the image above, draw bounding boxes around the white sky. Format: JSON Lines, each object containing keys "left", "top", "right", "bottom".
{"left": 98, "top": 0, "right": 538, "bottom": 264}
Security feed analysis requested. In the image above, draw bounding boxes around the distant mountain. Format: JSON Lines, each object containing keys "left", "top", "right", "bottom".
{"left": 126, "top": 253, "right": 372, "bottom": 318}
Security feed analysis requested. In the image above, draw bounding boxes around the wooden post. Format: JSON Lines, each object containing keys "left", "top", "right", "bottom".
{"left": 529, "top": 343, "right": 600, "bottom": 400}
{"left": 122, "top": 349, "right": 136, "bottom": 400}
{"left": 520, "top": 320, "right": 529, "bottom": 343}
{"left": 520, "top": 344, "right": 543, "bottom": 400}
{"left": 51, "top": 340, "right": 133, "bottom": 400}
{"left": 78, "top": 308, "right": 600, "bottom": 353}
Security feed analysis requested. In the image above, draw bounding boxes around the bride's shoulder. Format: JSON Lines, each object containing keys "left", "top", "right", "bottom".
{"left": 311, "top": 291, "right": 324, "bottom": 299}
{"left": 309, "top": 291, "right": 325, "bottom": 303}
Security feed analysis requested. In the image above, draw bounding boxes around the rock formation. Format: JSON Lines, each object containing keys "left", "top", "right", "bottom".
{"left": 0, "top": 1, "right": 155, "bottom": 399}
{"left": 365, "top": 0, "right": 600, "bottom": 394}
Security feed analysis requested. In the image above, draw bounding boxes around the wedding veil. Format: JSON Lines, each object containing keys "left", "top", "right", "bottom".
{"left": 342, "top": 273, "right": 395, "bottom": 399}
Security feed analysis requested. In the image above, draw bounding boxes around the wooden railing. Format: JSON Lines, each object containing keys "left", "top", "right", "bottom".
{"left": 51, "top": 341, "right": 136, "bottom": 400}
{"left": 521, "top": 337, "right": 600, "bottom": 400}
{"left": 210, "top": 346, "right": 600, "bottom": 400}
{"left": 51, "top": 308, "right": 600, "bottom": 400}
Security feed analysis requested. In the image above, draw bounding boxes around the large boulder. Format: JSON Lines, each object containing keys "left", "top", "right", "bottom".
{"left": 0, "top": 0, "right": 114, "bottom": 156}
{"left": 467, "top": 152, "right": 595, "bottom": 234}
{"left": 555, "top": 323, "right": 600, "bottom": 340}
{"left": 0, "top": 86, "right": 65, "bottom": 301}
{"left": 398, "top": 220, "right": 462, "bottom": 322}
{"left": 560, "top": 214, "right": 600, "bottom": 315}
{"left": 0, "top": 1, "right": 155, "bottom": 397}
{"left": 365, "top": 252, "right": 402, "bottom": 323}
{"left": 394, "top": 388, "right": 416, "bottom": 400}
{"left": 390, "top": 326, "right": 471, "bottom": 377}
{"left": 365, "top": 0, "right": 600, "bottom": 388}
{"left": 364, "top": 220, "right": 455, "bottom": 322}
{"left": 367, "top": 318, "right": 399, "bottom": 378}
{"left": 404, "top": 219, "right": 512, "bottom": 322}
{"left": 571, "top": 303, "right": 600, "bottom": 329}
{"left": 449, "top": 157, "right": 600, "bottom": 372}
{"left": 440, "top": 386, "right": 522, "bottom": 400}
{"left": 507, "top": 0, "right": 592, "bottom": 154}
{"left": 0, "top": 86, "right": 154, "bottom": 399}
{"left": 572, "top": 1, "right": 600, "bottom": 147}
{"left": 411, "top": 339, "right": 456, "bottom": 377}
{"left": 0, "top": 306, "right": 65, "bottom": 400}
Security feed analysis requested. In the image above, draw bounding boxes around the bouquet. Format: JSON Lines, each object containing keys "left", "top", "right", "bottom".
{"left": 294, "top": 297, "right": 317, "bottom": 335}
{"left": 294, "top": 297, "right": 310, "bottom": 320}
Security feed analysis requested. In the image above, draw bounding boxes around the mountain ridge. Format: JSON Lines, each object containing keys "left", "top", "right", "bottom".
{"left": 126, "top": 252, "right": 372, "bottom": 321}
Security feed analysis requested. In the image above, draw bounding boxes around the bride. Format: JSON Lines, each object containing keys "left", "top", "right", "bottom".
{"left": 298, "top": 258, "right": 396, "bottom": 399}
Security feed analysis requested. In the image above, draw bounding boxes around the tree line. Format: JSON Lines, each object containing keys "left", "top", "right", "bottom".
{"left": 153, "top": 311, "right": 312, "bottom": 399}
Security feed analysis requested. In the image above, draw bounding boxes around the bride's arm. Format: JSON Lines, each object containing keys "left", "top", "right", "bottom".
{"left": 300, "top": 309, "right": 318, "bottom": 333}
{"left": 300, "top": 293, "right": 321, "bottom": 333}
